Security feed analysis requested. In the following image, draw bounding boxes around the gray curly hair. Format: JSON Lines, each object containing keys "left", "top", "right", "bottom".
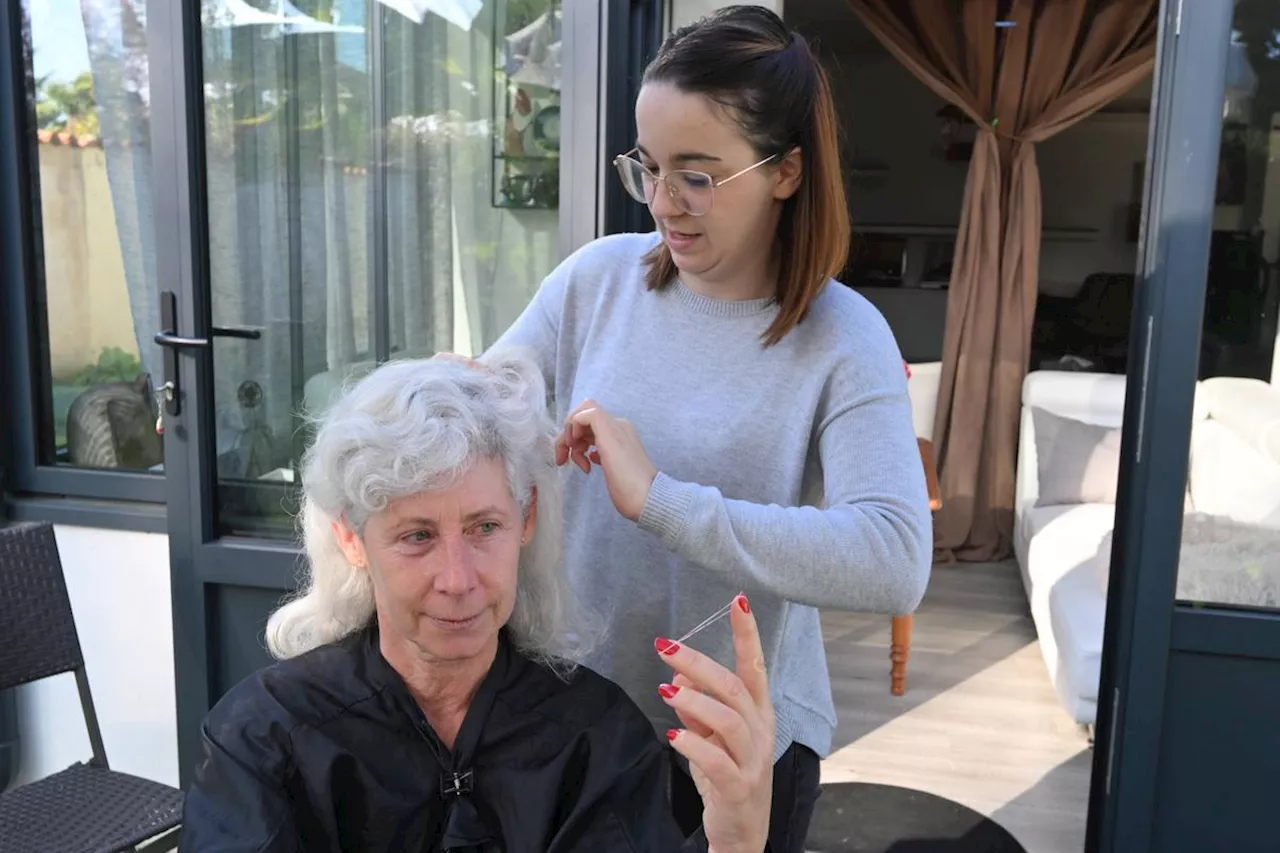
{"left": 265, "top": 347, "right": 593, "bottom": 672}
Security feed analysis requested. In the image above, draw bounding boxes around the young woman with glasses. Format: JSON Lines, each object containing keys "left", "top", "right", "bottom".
{"left": 491, "top": 6, "right": 932, "bottom": 849}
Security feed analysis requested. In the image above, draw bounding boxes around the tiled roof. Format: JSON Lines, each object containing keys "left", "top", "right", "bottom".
{"left": 36, "top": 129, "right": 102, "bottom": 148}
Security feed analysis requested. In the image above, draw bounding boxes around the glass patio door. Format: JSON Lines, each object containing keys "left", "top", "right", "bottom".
{"left": 201, "top": 0, "right": 563, "bottom": 540}
{"left": 149, "top": 0, "right": 569, "bottom": 782}
{"left": 1091, "top": 2, "right": 1280, "bottom": 850}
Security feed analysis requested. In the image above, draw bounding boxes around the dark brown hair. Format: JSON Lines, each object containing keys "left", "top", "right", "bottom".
{"left": 640, "top": 5, "right": 849, "bottom": 346}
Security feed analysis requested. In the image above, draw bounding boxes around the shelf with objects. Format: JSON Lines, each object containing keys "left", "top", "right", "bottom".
{"left": 492, "top": 1, "right": 561, "bottom": 210}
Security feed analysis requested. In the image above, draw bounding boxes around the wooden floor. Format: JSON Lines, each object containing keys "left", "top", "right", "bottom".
{"left": 817, "top": 559, "right": 1093, "bottom": 853}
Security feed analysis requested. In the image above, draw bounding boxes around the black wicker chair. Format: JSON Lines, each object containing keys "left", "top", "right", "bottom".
{"left": 0, "top": 522, "right": 183, "bottom": 852}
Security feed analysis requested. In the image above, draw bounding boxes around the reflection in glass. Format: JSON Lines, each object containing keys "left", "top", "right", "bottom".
{"left": 202, "top": 0, "right": 562, "bottom": 536}
{"left": 1178, "top": 2, "right": 1280, "bottom": 613}
{"left": 23, "top": 0, "right": 161, "bottom": 472}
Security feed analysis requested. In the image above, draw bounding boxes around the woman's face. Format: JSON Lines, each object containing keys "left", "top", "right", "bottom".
{"left": 337, "top": 457, "right": 535, "bottom": 666}
{"left": 634, "top": 82, "right": 801, "bottom": 291}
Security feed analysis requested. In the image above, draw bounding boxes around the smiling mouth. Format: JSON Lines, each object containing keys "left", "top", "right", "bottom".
{"left": 429, "top": 614, "right": 482, "bottom": 629}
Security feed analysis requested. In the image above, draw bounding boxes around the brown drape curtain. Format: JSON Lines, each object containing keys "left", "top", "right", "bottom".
{"left": 846, "top": 0, "right": 1158, "bottom": 561}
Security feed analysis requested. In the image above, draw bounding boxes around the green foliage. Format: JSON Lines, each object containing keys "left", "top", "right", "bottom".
{"left": 70, "top": 346, "right": 143, "bottom": 387}
{"left": 505, "top": 0, "right": 554, "bottom": 33}
{"left": 35, "top": 71, "right": 100, "bottom": 137}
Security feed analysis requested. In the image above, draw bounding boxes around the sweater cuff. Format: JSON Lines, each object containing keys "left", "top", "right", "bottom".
{"left": 637, "top": 472, "right": 695, "bottom": 547}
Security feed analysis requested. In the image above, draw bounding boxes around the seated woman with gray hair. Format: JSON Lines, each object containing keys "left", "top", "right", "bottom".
{"left": 179, "top": 350, "right": 775, "bottom": 853}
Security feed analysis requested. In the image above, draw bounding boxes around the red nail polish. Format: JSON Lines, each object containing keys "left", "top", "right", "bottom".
{"left": 667, "top": 728, "right": 680, "bottom": 742}
{"left": 658, "top": 683, "right": 680, "bottom": 700}
{"left": 654, "top": 637, "right": 680, "bottom": 655}
{"left": 736, "top": 593, "right": 750, "bottom": 614}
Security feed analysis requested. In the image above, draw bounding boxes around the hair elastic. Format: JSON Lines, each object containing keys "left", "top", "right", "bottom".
{"left": 674, "top": 593, "right": 743, "bottom": 645}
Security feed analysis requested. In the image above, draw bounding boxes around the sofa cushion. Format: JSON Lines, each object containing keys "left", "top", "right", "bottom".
{"left": 1022, "top": 503, "right": 1116, "bottom": 606}
{"left": 1048, "top": 564, "right": 1106, "bottom": 704}
{"left": 1197, "top": 377, "right": 1280, "bottom": 463}
{"left": 1189, "top": 419, "right": 1280, "bottom": 528}
{"left": 1032, "top": 408, "right": 1123, "bottom": 506}
{"left": 1021, "top": 370, "right": 1128, "bottom": 428}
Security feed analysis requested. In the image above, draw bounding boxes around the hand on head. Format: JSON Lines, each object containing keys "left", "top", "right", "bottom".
{"left": 656, "top": 594, "right": 774, "bottom": 853}
{"left": 555, "top": 398, "right": 658, "bottom": 522}
{"left": 432, "top": 352, "right": 484, "bottom": 370}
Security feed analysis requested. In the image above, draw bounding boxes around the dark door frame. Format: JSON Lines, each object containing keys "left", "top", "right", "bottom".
{"left": 0, "top": 0, "right": 167, "bottom": 510}
{"left": 149, "top": 0, "right": 225, "bottom": 784}
{"left": 602, "top": 0, "right": 665, "bottom": 236}
{"left": 1088, "top": 2, "right": 1280, "bottom": 851}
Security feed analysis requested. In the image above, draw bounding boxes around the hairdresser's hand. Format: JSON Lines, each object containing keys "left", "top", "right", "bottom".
{"left": 432, "top": 352, "right": 484, "bottom": 369}
{"left": 556, "top": 399, "right": 657, "bottom": 522}
{"left": 657, "top": 593, "right": 773, "bottom": 853}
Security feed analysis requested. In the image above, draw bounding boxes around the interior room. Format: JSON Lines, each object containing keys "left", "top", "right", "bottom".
{"left": 780, "top": 2, "right": 1280, "bottom": 852}
{"left": 790, "top": 2, "right": 1152, "bottom": 371}
{"left": 790, "top": 0, "right": 1277, "bottom": 382}
{"left": 782, "top": 2, "right": 1154, "bottom": 850}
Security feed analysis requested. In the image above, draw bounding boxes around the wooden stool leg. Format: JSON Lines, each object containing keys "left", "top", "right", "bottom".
{"left": 890, "top": 614, "right": 913, "bottom": 696}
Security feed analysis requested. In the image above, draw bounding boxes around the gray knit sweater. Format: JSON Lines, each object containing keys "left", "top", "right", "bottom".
{"left": 491, "top": 232, "right": 932, "bottom": 761}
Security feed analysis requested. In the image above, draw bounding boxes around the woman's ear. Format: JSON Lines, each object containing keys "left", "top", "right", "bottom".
{"left": 521, "top": 486, "right": 539, "bottom": 545}
{"left": 773, "top": 147, "right": 803, "bottom": 201}
{"left": 331, "top": 516, "right": 369, "bottom": 570}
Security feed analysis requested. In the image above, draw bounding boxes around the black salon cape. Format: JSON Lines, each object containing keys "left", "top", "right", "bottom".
{"left": 179, "top": 626, "right": 706, "bottom": 852}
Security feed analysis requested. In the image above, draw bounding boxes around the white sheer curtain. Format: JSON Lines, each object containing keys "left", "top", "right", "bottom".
{"left": 82, "top": 0, "right": 560, "bottom": 485}
{"left": 78, "top": 0, "right": 159, "bottom": 395}
{"left": 197, "top": 0, "right": 559, "bottom": 482}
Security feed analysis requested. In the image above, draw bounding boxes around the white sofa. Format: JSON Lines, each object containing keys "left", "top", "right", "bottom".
{"left": 1186, "top": 377, "right": 1280, "bottom": 527}
{"left": 907, "top": 361, "right": 942, "bottom": 441}
{"left": 1014, "top": 371, "right": 1130, "bottom": 725}
{"left": 1014, "top": 369, "right": 1280, "bottom": 724}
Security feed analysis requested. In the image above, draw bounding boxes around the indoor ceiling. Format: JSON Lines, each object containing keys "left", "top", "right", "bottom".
{"left": 784, "top": 0, "right": 883, "bottom": 52}
{"left": 783, "top": 0, "right": 1153, "bottom": 112}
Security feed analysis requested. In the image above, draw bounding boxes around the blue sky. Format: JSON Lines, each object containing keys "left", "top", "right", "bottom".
{"left": 28, "top": 0, "right": 494, "bottom": 87}
{"left": 28, "top": 0, "right": 372, "bottom": 85}
{"left": 29, "top": 0, "right": 92, "bottom": 83}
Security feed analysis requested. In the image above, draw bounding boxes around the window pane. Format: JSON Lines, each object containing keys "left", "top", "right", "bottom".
{"left": 24, "top": 0, "right": 162, "bottom": 473}
{"left": 1177, "top": 3, "right": 1280, "bottom": 613}
{"left": 202, "top": 0, "right": 563, "bottom": 537}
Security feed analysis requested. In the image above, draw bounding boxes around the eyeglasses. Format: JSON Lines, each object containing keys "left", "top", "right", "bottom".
{"left": 611, "top": 149, "right": 779, "bottom": 217}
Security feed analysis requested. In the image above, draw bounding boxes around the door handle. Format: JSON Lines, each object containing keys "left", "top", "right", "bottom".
{"left": 153, "top": 291, "right": 265, "bottom": 417}
{"left": 153, "top": 327, "right": 263, "bottom": 349}
{"left": 153, "top": 331, "right": 209, "bottom": 349}
{"left": 212, "top": 325, "right": 263, "bottom": 340}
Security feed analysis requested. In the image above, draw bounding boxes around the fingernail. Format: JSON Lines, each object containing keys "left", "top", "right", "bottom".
{"left": 658, "top": 683, "right": 680, "bottom": 700}
{"left": 736, "top": 593, "right": 750, "bottom": 614}
{"left": 654, "top": 637, "right": 680, "bottom": 656}
{"left": 667, "top": 728, "right": 680, "bottom": 742}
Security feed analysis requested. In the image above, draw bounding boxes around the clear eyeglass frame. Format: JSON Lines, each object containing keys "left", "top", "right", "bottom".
{"left": 611, "top": 149, "right": 780, "bottom": 216}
